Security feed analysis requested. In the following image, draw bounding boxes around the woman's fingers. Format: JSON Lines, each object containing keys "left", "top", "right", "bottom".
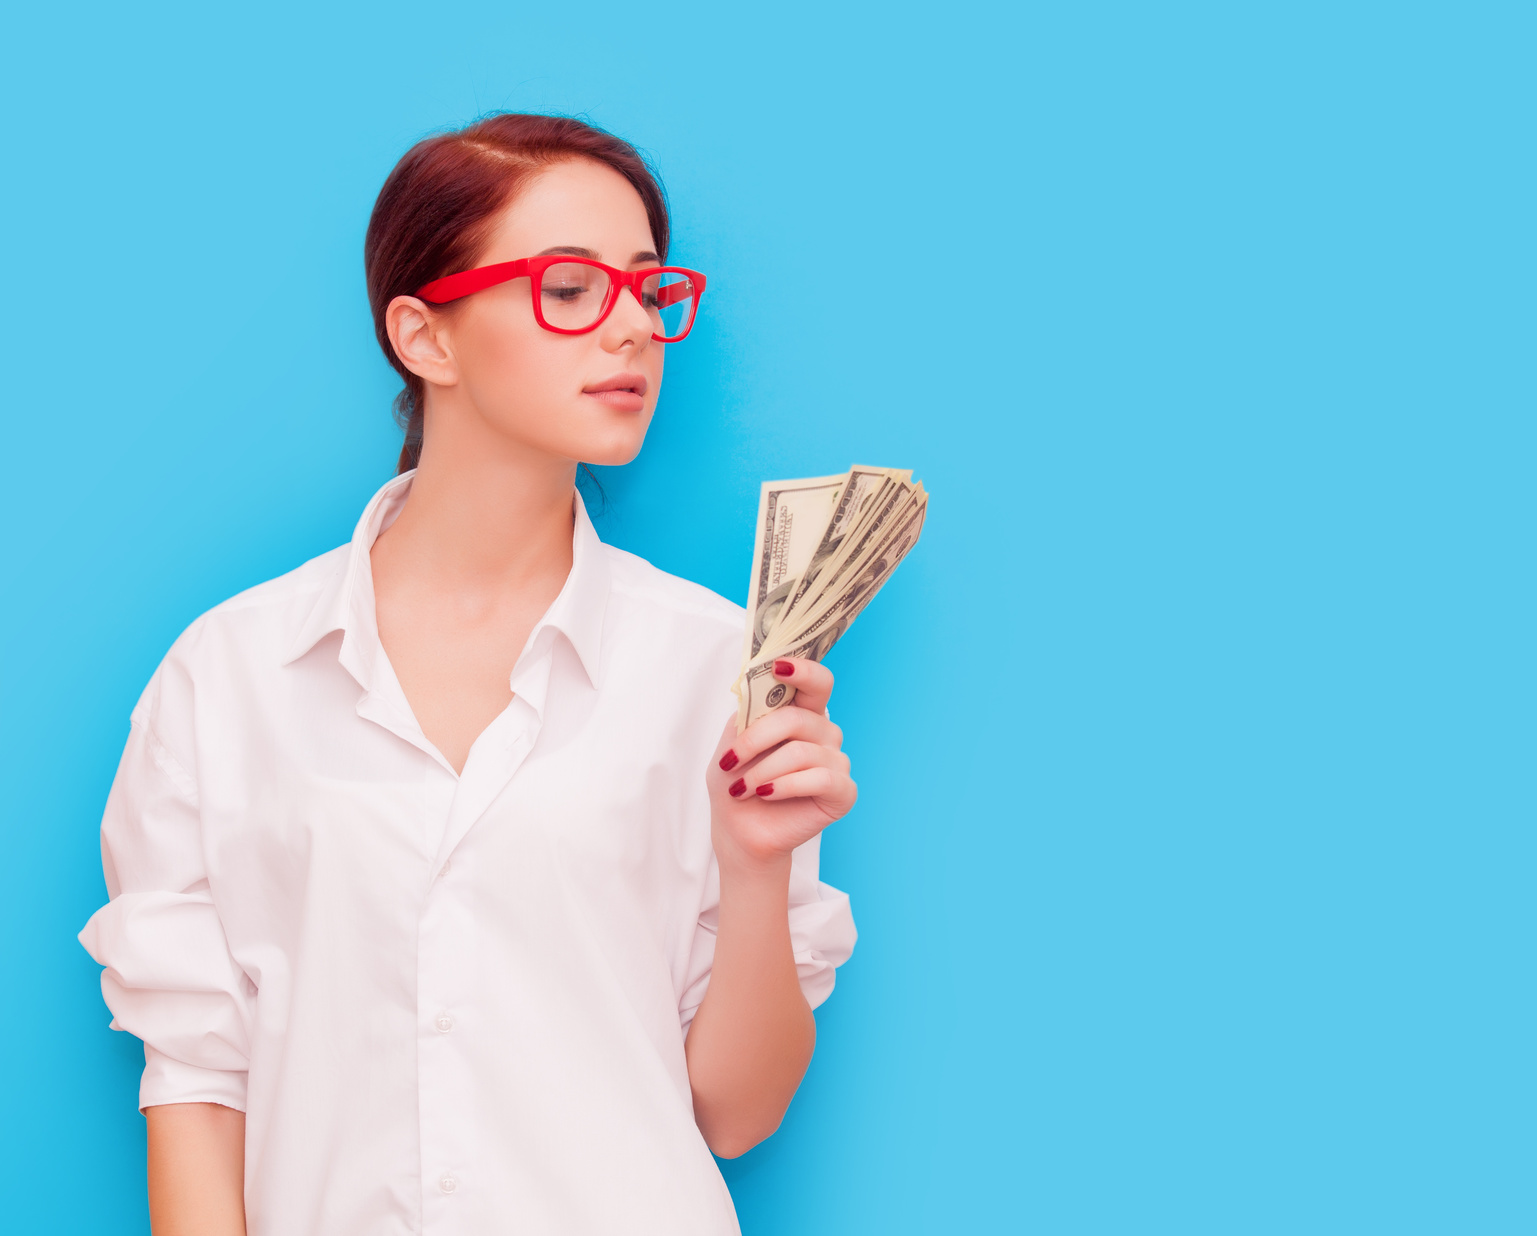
{"left": 749, "top": 765, "right": 857, "bottom": 812}
{"left": 773, "top": 658, "right": 834, "bottom": 715}
{"left": 717, "top": 700, "right": 842, "bottom": 775}
{"left": 725, "top": 740, "right": 848, "bottom": 797}
{"left": 711, "top": 714, "right": 739, "bottom": 763}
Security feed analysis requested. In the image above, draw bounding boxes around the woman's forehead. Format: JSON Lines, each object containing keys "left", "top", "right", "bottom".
{"left": 486, "top": 160, "right": 655, "bottom": 261}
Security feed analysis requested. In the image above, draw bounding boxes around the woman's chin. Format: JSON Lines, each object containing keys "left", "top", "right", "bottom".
{"left": 481, "top": 415, "right": 649, "bottom": 471}
{"left": 574, "top": 425, "right": 651, "bottom": 469}
{"left": 582, "top": 441, "right": 647, "bottom": 468}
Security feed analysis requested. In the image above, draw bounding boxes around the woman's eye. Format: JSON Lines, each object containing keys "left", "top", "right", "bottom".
{"left": 544, "top": 285, "right": 589, "bottom": 303}
{"left": 641, "top": 291, "right": 660, "bottom": 310}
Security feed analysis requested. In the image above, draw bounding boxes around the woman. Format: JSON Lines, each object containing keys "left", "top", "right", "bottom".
{"left": 80, "top": 113, "right": 857, "bottom": 1235}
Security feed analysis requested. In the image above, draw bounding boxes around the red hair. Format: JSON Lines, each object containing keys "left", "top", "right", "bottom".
{"left": 363, "top": 114, "right": 671, "bottom": 473}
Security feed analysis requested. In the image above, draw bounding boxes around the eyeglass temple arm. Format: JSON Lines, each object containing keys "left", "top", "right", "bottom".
{"left": 653, "top": 280, "right": 693, "bottom": 308}
{"left": 416, "top": 259, "right": 530, "bottom": 304}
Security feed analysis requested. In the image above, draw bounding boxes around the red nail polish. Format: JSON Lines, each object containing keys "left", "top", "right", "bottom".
{"left": 774, "top": 660, "right": 794, "bottom": 677}
{"left": 719, "top": 749, "right": 739, "bottom": 772}
{"left": 728, "top": 778, "right": 746, "bottom": 798}
{"left": 755, "top": 782, "right": 774, "bottom": 797}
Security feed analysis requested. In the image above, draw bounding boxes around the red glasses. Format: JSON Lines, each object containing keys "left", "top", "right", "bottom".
{"left": 415, "top": 256, "right": 707, "bottom": 342}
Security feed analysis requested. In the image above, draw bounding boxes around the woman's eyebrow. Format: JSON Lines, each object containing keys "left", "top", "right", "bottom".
{"left": 534, "top": 245, "right": 662, "bottom": 267}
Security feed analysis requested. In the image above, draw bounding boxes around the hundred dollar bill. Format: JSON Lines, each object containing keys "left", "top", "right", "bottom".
{"left": 738, "top": 474, "right": 845, "bottom": 669}
{"left": 735, "top": 465, "right": 928, "bottom": 730}
{"left": 763, "top": 492, "right": 927, "bottom": 659}
{"left": 738, "top": 620, "right": 854, "bottom": 726}
{"left": 779, "top": 467, "right": 910, "bottom": 622}
{"left": 773, "top": 481, "right": 923, "bottom": 646}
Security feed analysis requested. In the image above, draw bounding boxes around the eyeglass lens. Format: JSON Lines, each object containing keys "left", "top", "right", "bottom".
{"left": 539, "top": 262, "right": 613, "bottom": 331}
{"left": 537, "top": 262, "right": 698, "bottom": 339}
{"left": 644, "top": 271, "right": 698, "bottom": 341}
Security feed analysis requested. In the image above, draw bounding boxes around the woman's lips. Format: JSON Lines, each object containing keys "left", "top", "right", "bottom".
{"left": 583, "top": 373, "right": 648, "bottom": 413}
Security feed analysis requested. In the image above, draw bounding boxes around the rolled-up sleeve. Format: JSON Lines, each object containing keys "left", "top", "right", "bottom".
{"left": 783, "top": 833, "right": 856, "bottom": 1008}
{"left": 679, "top": 833, "right": 857, "bottom": 1034}
{"left": 78, "top": 682, "right": 253, "bottom": 1112}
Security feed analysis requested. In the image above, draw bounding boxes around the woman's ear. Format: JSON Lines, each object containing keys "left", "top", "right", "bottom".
{"left": 386, "top": 295, "right": 458, "bottom": 387}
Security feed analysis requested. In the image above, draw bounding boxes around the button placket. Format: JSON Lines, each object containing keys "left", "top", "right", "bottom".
{"left": 419, "top": 682, "right": 546, "bottom": 1228}
{"left": 419, "top": 874, "right": 475, "bottom": 1226}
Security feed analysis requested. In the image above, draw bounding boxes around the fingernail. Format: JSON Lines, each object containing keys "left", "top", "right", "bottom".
{"left": 719, "top": 749, "right": 739, "bottom": 772}
{"left": 773, "top": 660, "right": 794, "bottom": 677}
{"left": 728, "top": 778, "right": 746, "bottom": 798}
{"left": 755, "top": 782, "right": 775, "bottom": 797}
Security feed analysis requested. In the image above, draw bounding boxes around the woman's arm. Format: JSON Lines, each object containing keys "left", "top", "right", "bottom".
{"left": 145, "top": 1102, "right": 246, "bottom": 1236}
{"left": 684, "top": 845, "right": 816, "bottom": 1157}
{"left": 685, "top": 659, "right": 856, "bottom": 1158}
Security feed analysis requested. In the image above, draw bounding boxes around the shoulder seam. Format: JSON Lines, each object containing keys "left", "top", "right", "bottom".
{"left": 131, "top": 714, "right": 201, "bottom": 807}
{"left": 201, "top": 546, "right": 347, "bottom": 618}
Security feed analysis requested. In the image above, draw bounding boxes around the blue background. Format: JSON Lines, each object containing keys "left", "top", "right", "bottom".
{"left": 2, "top": 2, "right": 1530, "bottom": 1231}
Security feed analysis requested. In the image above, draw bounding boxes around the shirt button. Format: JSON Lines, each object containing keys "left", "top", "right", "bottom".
{"left": 434, "top": 1013, "right": 455, "bottom": 1033}
{"left": 439, "top": 859, "right": 452, "bottom": 878}
{"left": 439, "top": 1174, "right": 458, "bottom": 1194}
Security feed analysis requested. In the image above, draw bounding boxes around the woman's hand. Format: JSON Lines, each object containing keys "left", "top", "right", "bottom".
{"left": 708, "top": 658, "right": 857, "bottom": 871}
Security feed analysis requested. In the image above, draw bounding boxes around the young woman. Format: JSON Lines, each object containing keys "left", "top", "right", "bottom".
{"left": 80, "top": 114, "right": 857, "bottom": 1236}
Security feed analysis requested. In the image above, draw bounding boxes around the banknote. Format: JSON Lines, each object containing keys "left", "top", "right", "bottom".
{"left": 774, "top": 483, "right": 925, "bottom": 646}
{"left": 732, "top": 466, "right": 928, "bottom": 729}
{"left": 739, "top": 474, "right": 845, "bottom": 669}
{"left": 769, "top": 492, "right": 928, "bottom": 652}
{"left": 781, "top": 466, "right": 910, "bottom": 618}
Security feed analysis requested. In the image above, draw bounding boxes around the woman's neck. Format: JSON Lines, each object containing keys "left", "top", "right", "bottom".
{"left": 367, "top": 412, "right": 583, "bottom": 772}
{"left": 376, "top": 420, "right": 578, "bottom": 591}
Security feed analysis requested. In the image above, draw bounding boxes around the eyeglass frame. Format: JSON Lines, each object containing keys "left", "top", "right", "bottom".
{"left": 413, "top": 255, "right": 707, "bottom": 342}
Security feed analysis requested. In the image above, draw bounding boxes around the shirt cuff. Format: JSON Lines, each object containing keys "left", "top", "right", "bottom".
{"left": 139, "top": 1044, "right": 248, "bottom": 1113}
{"left": 795, "top": 952, "right": 839, "bottom": 1010}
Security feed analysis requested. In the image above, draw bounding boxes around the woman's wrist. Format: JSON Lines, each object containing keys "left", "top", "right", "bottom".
{"left": 711, "top": 824, "right": 795, "bottom": 887}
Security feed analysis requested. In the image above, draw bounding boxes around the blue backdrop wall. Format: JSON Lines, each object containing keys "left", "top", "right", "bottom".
{"left": 2, "top": 2, "right": 1530, "bottom": 1232}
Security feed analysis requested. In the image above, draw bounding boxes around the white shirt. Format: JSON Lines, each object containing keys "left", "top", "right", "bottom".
{"left": 78, "top": 471, "right": 856, "bottom": 1236}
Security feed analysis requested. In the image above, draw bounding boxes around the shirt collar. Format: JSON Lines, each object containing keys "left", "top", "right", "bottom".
{"left": 283, "top": 470, "right": 610, "bottom": 690}
{"left": 519, "top": 485, "right": 610, "bottom": 689}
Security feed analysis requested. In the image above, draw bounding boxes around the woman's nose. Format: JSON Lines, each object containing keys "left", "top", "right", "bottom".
{"left": 603, "top": 284, "right": 655, "bottom": 348}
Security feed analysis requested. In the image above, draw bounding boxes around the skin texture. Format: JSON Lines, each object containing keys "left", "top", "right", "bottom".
{"left": 145, "top": 157, "right": 858, "bottom": 1229}
{"left": 145, "top": 1102, "right": 246, "bottom": 1235}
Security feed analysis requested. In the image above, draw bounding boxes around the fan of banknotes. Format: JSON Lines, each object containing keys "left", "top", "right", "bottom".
{"left": 733, "top": 466, "right": 928, "bottom": 729}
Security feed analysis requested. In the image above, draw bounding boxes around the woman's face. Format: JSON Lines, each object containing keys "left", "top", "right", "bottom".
{"left": 411, "top": 158, "right": 667, "bottom": 468}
